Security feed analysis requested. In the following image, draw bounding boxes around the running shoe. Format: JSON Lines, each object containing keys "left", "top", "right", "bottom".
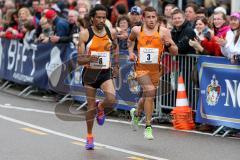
{"left": 144, "top": 126, "right": 154, "bottom": 140}
{"left": 96, "top": 101, "right": 105, "bottom": 126}
{"left": 130, "top": 108, "right": 139, "bottom": 131}
{"left": 85, "top": 136, "right": 94, "bottom": 150}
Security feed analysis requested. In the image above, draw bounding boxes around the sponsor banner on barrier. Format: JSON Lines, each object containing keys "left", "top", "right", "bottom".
{"left": 0, "top": 38, "right": 75, "bottom": 91}
{"left": 0, "top": 38, "right": 137, "bottom": 110}
{"left": 196, "top": 56, "right": 240, "bottom": 129}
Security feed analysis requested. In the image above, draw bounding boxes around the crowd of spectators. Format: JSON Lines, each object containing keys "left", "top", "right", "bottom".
{"left": 0, "top": 0, "right": 238, "bottom": 60}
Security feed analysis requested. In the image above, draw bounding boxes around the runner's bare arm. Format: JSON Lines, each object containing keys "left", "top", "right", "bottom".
{"left": 128, "top": 26, "right": 139, "bottom": 61}
{"left": 77, "top": 29, "right": 98, "bottom": 65}
{"left": 160, "top": 27, "right": 178, "bottom": 55}
{"left": 111, "top": 29, "right": 120, "bottom": 67}
{"left": 111, "top": 29, "right": 120, "bottom": 78}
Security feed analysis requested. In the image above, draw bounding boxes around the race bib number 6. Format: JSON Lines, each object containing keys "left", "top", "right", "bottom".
{"left": 139, "top": 48, "right": 159, "bottom": 64}
{"left": 90, "top": 51, "right": 110, "bottom": 69}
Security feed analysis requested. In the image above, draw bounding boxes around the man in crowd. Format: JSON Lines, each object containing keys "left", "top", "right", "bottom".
{"left": 45, "top": 9, "right": 70, "bottom": 43}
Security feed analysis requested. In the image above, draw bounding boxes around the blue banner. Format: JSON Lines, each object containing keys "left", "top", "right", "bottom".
{"left": 196, "top": 56, "right": 240, "bottom": 129}
{"left": 0, "top": 38, "right": 136, "bottom": 110}
{"left": 0, "top": 38, "right": 75, "bottom": 91}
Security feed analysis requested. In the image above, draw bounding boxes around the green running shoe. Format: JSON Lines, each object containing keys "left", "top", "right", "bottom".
{"left": 144, "top": 126, "right": 154, "bottom": 140}
{"left": 130, "top": 108, "right": 139, "bottom": 131}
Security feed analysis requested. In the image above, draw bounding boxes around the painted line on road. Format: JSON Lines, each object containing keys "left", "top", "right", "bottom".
{"left": 71, "top": 141, "right": 102, "bottom": 150}
{"left": 0, "top": 114, "right": 167, "bottom": 160}
{"left": 0, "top": 104, "right": 213, "bottom": 136}
{"left": 21, "top": 127, "right": 48, "bottom": 135}
{"left": 128, "top": 156, "right": 147, "bottom": 160}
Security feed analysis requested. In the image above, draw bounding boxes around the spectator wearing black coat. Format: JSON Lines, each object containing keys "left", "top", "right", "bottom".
{"left": 57, "top": 10, "right": 80, "bottom": 44}
{"left": 171, "top": 9, "right": 196, "bottom": 55}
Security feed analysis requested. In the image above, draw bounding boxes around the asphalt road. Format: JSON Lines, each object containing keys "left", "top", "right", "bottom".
{"left": 0, "top": 91, "right": 239, "bottom": 160}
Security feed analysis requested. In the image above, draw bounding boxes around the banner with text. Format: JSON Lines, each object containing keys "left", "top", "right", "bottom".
{"left": 0, "top": 39, "right": 137, "bottom": 110}
{"left": 196, "top": 56, "right": 240, "bottom": 129}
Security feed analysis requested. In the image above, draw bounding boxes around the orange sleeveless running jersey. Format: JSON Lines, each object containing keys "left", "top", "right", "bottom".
{"left": 136, "top": 28, "right": 164, "bottom": 73}
{"left": 85, "top": 28, "right": 112, "bottom": 69}
{"left": 136, "top": 26, "right": 164, "bottom": 85}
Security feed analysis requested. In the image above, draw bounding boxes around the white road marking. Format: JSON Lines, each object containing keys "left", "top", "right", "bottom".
{"left": 0, "top": 114, "right": 167, "bottom": 160}
{"left": 0, "top": 104, "right": 213, "bottom": 136}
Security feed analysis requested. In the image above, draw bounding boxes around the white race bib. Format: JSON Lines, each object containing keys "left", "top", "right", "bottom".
{"left": 139, "top": 48, "right": 159, "bottom": 64}
{"left": 90, "top": 51, "right": 110, "bottom": 69}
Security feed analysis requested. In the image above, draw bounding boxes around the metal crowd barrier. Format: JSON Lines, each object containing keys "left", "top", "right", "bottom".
{"left": 154, "top": 53, "right": 200, "bottom": 122}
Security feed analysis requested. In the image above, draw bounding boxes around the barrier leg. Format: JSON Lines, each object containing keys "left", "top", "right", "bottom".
{"left": 24, "top": 88, "right": 39, "bottom": 97}
{"left": 222, "top": 129, "right": 232, "bottom": 137}
{"left": 76, "top": 101, "right": 87, "bottom": 111}
{"left": 212, "top": 125, "right": 224, "bottom": 136}
{"left": 58, "top": 94, "right": 72, "bottom": 104}
{"left": 4, "top": 83, "right": 14, "bottom": 90}
{"left": 18, "top": 86, "right": 33, "bottom": 96}
{"left": 0, "top": 81, "right": 10, "bottom": 90}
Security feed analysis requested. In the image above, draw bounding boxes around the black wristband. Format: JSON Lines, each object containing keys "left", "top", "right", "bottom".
{"left": 165, "top": 43, "right": 172, "bottom": 49}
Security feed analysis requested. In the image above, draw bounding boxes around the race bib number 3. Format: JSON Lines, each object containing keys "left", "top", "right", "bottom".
{"left": 90, "top": 51, "right": 110, "bottom": 69}
{"left": 139, "top": 48, "right": 159, "bottom": 64}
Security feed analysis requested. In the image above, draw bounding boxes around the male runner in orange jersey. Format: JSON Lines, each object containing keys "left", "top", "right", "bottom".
{"left": 77, "top": 4, "right": 119, "bottom": 149}
{"left": 128, "top": 7, "right": 178, "bottom": 139}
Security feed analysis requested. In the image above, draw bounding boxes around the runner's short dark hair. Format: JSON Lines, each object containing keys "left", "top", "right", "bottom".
{"left": 89, "top": 4, "right": 108, "bottom": 18}
{"left": 143, "top": 7, "right": 157, "bottom": 17}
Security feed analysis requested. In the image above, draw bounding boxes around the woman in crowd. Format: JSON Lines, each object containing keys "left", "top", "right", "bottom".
{"left": 216, "top": 12, "right": 240, "bottom": 62}
{"left": 189, "top": 17, "right": 213, "bottom": 54}
{"left": 18, "top": 8, "right": 39, "bottom": 29}
{"left": 115, "top": 15, "right": 130, "bottom": 53}
{"left": 200, "top": 11, "right": 230, "bottom": 56}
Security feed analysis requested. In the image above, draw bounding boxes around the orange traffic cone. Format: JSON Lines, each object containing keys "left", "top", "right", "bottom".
{"left": 171, "top": 75, "right": 195, "bottom": 130}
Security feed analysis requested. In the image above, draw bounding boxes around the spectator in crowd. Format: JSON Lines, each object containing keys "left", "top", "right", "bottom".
{"left": 55, "top": 10, "right": 80, "bottom": 44}
{"left": 115, "top": 15, "right": 130, "bottom": 52}
{"left": 37, "top": 16, "right": 53, "bottom": 43}
{"left": 214, "top": 6, "right": 227, "bottom": 15}
{"left": 77, "top": 0, "right": 91, "bottom": 13}
{"left": 129, "top": 5, "right": 142, "bottom": 28}
{"left": 32, "top": 0, "right": 42, "bottom": 20}
{"left": 200, "top": 11, "right": 230, "bottom": 56}
{"left": 216, "top": 12, "right": 240, "bottom": 62}
{"left": 66, "top": 0, "right": 77, "bottom": 10}
{"left": 185, "top": 3, "right": 198, "bottom": 28}
{"left": 44, "top": 9, "right": 70, "bottom": 43}
{"left": 204, "top": 0, "right": 217, "bottom": 16}
{"left": 196, "top": 7, "right": 208, "bottom": 18}
{"left": 39, "top": 0, "right": 49, "bottom": 11}
{"left": 22, "top": 18, "right": 37, "bottom": 44}
{"left": 171, "top": 9, "right": 196, "bottom": 55}
{"left": 78, "top": 6, "right": 88, "bottom": 18}
{"left": 111, "top": 0, "right": 128, "bottom": 26}
{"left": 1, "top": 0, "right": 15, "bottom": 17}
{"left": 158, "top": 16, "right": 168, "bottom": 29}
{"left": 18, "top": 8, "right": 39, "bottom": 29}
{"left": 189, "top": 17, "right": 213, "bottom": 54}
{"left": 0, "top": 10, "right": 19, "bottom": 39}
{"left": 151, "top": 0, "right": 163, "bottom": 15}
{"left": 164, "top": 3, "right": 176, "bottom": 24}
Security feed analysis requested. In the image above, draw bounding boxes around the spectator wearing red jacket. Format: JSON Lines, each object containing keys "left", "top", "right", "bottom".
{"left": 200, "top": 11, "right": 230, "bottom": 56}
